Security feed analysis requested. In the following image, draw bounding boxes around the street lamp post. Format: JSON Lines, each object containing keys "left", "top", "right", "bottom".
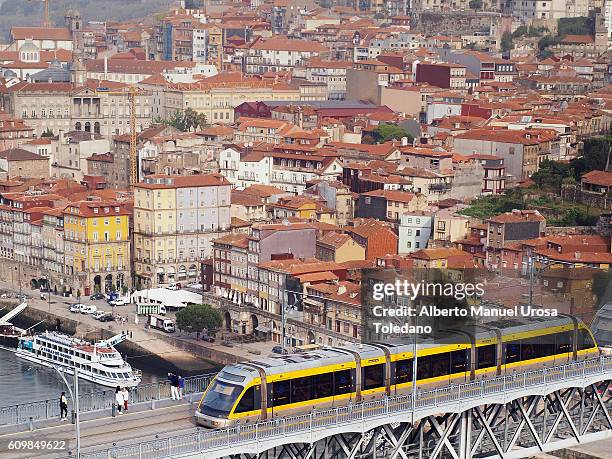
{"left": 14, "top": 266, "right": 22, "bottom": 297}
{"left": 411, "top": 304, "right": 418, "bottom": 424}
{"left": 281, "top": 273, "right": 287, "bottom": 354}
{"left": 42, "top": 276, "right": 52, "bottom": 312}
{"left": 51, "top": 366, "right": 81, "bottom": 459}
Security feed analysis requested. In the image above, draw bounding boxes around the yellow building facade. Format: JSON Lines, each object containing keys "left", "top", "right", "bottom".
{"left": 62, "top": 200, "right": 131, "bottom": 296}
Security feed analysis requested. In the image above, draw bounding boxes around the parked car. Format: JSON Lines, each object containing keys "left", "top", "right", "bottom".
{"left": 93, "top": 310, "right": 108, "bottom": 320}
{"left": 110, "top": 297, "right": 130, "bottom": 306}
{"left": 99, "top": 314, "right": 115, "bottom": 322}
{"left": 167, "top": 283, "right": 181, "bottom": 291}
{"left": 77, "top": 303, "right": 89, "bottom": 313}
{"left": 272, "top": 345, "right": 286, "bottom": 354}
{"left": 82, "top": 305, "right": 97, "bottom": 315}
{"left": 69, "top": 304, "right": 81, "bottom": 313}
{"left": 90, "top": 293, "right": 104, "bottom": 300}
{"left": 188, "top": 283, "right": 203, "bottom": 290}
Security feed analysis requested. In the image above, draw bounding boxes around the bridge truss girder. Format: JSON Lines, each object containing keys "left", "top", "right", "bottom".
{"left": 223, "top": 380, "right": 612, "bottom": 459}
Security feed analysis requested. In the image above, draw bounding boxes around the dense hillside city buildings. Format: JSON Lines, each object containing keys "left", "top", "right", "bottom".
{"left": 0, "top": 0, "right": 610, "bottom": 350}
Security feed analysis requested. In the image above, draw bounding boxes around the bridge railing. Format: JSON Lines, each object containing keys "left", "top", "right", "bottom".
{"left": 74, "top": 356, "right": 612, "bottom": 459}
{"left": 0, "top": 373, "right": 215, "bottom": 427}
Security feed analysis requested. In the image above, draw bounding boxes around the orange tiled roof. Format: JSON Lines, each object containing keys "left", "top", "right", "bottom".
{"left": 11, "top": 27, "right": 72, "bottom": 40}
{"left": 136, "top": 173, "right": 230, "bottom": 189}
{"left": 488, "top": 210, "right": 545, "bottom": 224}
{"left": 581, "top": 170, "right": 612, "bottom": 187}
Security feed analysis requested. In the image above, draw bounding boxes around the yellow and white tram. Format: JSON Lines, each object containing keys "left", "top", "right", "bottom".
{"left": 195, "top": 316, "right": 599, "bottom": 428}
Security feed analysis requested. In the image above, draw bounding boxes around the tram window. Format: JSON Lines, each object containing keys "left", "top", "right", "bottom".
{"left": 334, "top": 369, "right": 352, "bottom": 395}
{"left": 291, "top": 376, "right": 312, "bottom": 403}
{"left": 431, "top": 353, "right": 450, "bottom": 378}
{"left": 578, "top": 329, "right": 595, "bottom": 350}
{"left": 556, "top": 331, "right": 571, "bottom": 354}
{"left": 476, "top": 345, "right": 496, "bottom": 369}
{"left": 272, "top": 380, "right": 290, "bottom": 406}
{"left": 536, "top": 333, "right": 556, "bottom": 358}
{"left": 505, "top": 341, "right": 521, "bottom": 364}
{"left": 521, "top": 341, "right": 537, "bottom": 361}
{"left": 362, "top": 364, "right": 384, "bottom": 390}
{"left": 450, "top": 350, "right": 468, "bottom": 373}
{"left": 313, "top": 373, "right": 333, "bottom": 399}
{"left": 417, "top": 354, "right": 450, "bottom": 379}
{"left": 416, "top": 355, "right": 432, "bottom": 380}
{"left": 235, "top": 385, "right": 260, "bottom": 413}
{"left": 395, "top": 359, "right": 412, "bottom": 384}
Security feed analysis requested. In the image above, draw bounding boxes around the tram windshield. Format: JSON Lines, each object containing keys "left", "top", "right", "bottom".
{"left": 199, "top": 379, "right": 242, "bottom": 417}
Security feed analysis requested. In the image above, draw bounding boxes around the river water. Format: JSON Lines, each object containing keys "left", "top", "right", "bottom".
{"left": 0, "top": 348, "right": 163, "bottom": 407}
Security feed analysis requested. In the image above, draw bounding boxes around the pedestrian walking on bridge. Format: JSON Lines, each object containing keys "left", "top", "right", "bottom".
{"left": 122, "top": 387, "right": 129, "bottom": 412}
{"left": 115, "top": 386, "right": 124, "bottom": 414}
{"left": 168, "top": 372, "right": 180, "bottom": 400}
{"left": 59, "top": 392, "right": 68, "bottom": 421}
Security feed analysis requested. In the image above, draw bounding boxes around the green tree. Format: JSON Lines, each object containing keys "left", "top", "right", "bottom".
{"left": 373, "top": 123, "right": 413, "bottom": 143}
{"left": 195, "top": 112, "right": 208, "bottom": 130}
{"left": 530, "top": 159, "right": 572, "bottom": 192}
{"left": 166, "top": 110, "right": 187, "bottom": 131}
{"left": 537, "top": 35, "right": 560, "bottom": 57}
{"left": 512, "top": 25, "right": 528, "bottom": 38}
{"left": 570, "top": 136, "right": 611, "bottom": 180}
{"left": 528, "top": 26, "right": 548, "bottom": 37}
{"left": 41, "top": 128, "right": 54, "bottom": 138}
{"left": 459, "top": 189, "right": 526, "bottom": 219}
{"left": 183, "top": 107, "right": 199, "bottom": 131}
{"left": 155, "top": 108, "right": 208, "bottom": 132}
{"left": 501, "top": 32, "right": 513, "bottom": 52}
{"left": 469, "top": 0, "right": 482, "bottom": 9}
{"left": 557, "top": 17, "right": 592, "bottom": 36}
{"left": 175, "top": 304, "right": 223, "bottom": 337}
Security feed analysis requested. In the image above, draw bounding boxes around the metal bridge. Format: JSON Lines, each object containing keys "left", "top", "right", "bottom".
{"left": 0, "top": 373, "right": 215, "bottom": 429}
{"left": 74, "top": 356, "right": 612, "bottom": 459}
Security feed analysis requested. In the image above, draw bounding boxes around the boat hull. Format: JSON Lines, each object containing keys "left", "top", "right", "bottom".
{"left": 0, "top": 334, "right": 19, "bottom": 349}
{"left": 15, "top": 350, "right": 141, "bottom": 388}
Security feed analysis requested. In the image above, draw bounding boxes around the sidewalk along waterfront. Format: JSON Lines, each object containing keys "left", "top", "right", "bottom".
{"left": 0, "top": 372, "right": 215, "bottom": 430}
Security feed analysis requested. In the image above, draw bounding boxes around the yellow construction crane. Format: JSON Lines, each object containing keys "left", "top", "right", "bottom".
{"left": 93, "top": 86, "right": 142, "bottom": 188}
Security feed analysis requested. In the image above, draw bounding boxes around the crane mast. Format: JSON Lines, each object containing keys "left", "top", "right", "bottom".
{"left": 128, "top": 87, "right": 137, "bottom": 186}
{"left": 43, "top": 0, "right": 50, "bottom": 27}
{"left": 93, "top": 86, "right": 141, "bottom": 188}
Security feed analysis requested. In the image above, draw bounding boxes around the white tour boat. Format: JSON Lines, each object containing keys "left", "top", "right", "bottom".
{"left": 16, "top": 331, "right": 141, "bottom": 388}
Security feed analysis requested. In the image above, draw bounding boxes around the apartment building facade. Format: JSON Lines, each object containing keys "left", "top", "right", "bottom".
{"left": 62, "top": 200, "right": 131, "bottom": 296}
{"left": 3, "top": 81, "right": 152, "bottom": 137}
{"left": 133, "top": 174, "right": 232, "bottom": 288}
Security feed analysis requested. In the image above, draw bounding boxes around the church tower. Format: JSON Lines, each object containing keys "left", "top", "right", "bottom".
{"left": 65, "top": 10, "right": 86, "bottom": 85}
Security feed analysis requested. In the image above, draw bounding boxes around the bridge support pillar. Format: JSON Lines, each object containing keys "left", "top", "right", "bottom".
{"left": 458, "top": 409, "right": 472, "bottom": 459}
